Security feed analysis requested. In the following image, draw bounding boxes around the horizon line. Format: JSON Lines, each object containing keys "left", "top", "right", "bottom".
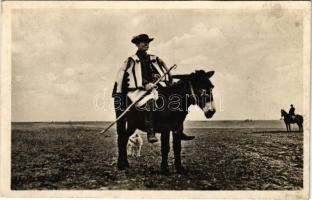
{"left": 11, "top": 119, "right": 282, "bottom": 123}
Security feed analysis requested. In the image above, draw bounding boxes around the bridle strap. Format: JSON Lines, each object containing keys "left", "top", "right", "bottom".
{"left": 188, "top": 81, "right": 197, "bottom": 104}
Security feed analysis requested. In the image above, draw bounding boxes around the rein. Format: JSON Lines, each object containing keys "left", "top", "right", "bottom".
{"left": 188, "top": 81, "right": 197, "bottom": 104}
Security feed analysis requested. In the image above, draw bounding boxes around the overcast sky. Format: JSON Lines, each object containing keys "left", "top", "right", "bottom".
{"left": 12, "top": 7, "right": 304, "bottom": 121}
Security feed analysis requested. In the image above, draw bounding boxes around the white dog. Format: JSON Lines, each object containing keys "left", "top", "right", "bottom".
{"left": 127, "top": 133, "right": 143, "bottom": 157}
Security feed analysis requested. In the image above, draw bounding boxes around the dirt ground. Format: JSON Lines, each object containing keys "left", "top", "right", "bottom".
{"left": 11, "top": 122, "right": 303, "bottom": 190}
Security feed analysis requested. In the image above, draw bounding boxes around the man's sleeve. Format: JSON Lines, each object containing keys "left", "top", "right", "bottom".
{"left": 113, "top": 58, "right": 134, "bottom": 95}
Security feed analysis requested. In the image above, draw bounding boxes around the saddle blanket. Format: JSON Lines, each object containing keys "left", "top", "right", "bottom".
{"left": 127, "top": 88, "right": 159, "bottom": 107}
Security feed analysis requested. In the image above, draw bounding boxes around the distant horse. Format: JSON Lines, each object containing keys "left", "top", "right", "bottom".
{"left": 113, "top": 70, "right": 216, "bottom": 174}
{"left": 281, "top": 109, "right": 303, "bottom": 132}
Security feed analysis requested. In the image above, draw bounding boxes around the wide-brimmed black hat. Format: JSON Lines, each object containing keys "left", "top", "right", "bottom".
{"left": 131, "top": 34, "right": 154, "bottom": 44}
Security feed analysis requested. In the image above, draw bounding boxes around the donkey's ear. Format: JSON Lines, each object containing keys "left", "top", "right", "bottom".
{"left": 206, "top": 71, "right": 215, "bottom": 78}
{"left": 171, "top": 74, "right": 189, "bottom": 80}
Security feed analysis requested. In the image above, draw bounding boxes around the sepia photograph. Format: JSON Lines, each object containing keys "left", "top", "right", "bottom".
{"left": 0, "top": 1, "right": 310, "bottom": 199}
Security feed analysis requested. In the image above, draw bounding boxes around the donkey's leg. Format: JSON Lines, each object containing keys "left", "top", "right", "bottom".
{"left": 285, "top": 123, "right": 289, "bottom": 132}
{"left": 117, "top": 121, "right": 134, "bottom": 170}
{"left": 116, "top": 111, "right": 125, "bottom": 169}
{"left": 289, "top": 124, "right": 291, "bottom": 132}
{"left": 173, "top": 133, "right": 186, "bottom": 174}
{"left": 115, "top": 95, "right": 129, "bottom": 170}
{"left": 117, "top": 133, "right": 129, "bottom": 170}
{"left": 297, "top": 123, "right": 302, "bottom": 132}
{"left": 160, "top": 131, "right": 170, "bottom": 174}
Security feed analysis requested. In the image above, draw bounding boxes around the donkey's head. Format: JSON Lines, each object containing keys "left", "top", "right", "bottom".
{"left": 173, "top": 70, "right": 216, "bottom": 118}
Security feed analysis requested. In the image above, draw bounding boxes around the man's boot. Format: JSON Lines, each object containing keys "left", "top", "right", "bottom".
{"left": 174, "top": 124, "right": 195, "bottom": 141}
{"left": 177, "top": 132, "right": 195, "bottom": 140}
{"left": 145, "top": 100, "right": 158, "bottom": 143}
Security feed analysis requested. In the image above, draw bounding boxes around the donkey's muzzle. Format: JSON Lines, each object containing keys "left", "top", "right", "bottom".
{"left": 205, "top": 109, "right": 216, "bottom": 118}
{"left": 203, "top": 101, "right": 216, "bottom": 119}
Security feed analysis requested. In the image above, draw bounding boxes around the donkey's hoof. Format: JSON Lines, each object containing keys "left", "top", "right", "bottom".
{"left": 176, "top": 166, "right": 187, "bottom": 175}
{"left": 117, "top": 165, "right": 126, "bottom": 170}
{"left": 117, "top": 162, "right": 130, "bottom": 170}
{"left": 161, "top": 167, "right": 170, "bottom": 175}
{"left": 117, "top": 164, "right": 128, "bottom": 170}
{"left": 161, "top": 163, "right": 170, "bottom": 175}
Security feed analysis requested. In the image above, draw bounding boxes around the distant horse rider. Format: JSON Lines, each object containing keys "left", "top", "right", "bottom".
{"left": 113, "top": 34, "right": 194, "bottom": 143}
{"left": 289, "top": 104, "right": 295, "bottom": 119}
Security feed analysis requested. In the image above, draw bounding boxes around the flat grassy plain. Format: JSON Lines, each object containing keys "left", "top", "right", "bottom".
{"left": 11, "top": 121, "right": 303, "bottom": 190}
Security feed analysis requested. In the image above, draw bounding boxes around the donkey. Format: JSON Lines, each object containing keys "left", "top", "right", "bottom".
{"left": 281, "top": 109, "right": 303, "bottom": 132}
{"left": 113, "top": 70, "right": 216, "bottom": 174}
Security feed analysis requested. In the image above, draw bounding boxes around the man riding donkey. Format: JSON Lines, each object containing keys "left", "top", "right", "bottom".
{"left": 112, "top": 34, "right": 194, "bottom": 143}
